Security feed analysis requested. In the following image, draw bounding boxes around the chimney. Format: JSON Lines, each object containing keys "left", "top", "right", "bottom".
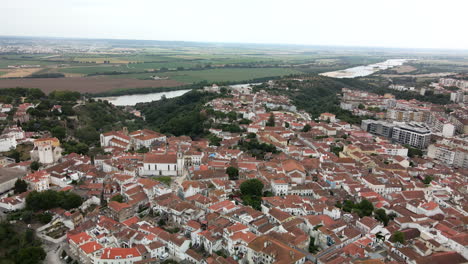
{"left": 123, "top": 127, "right": 128, "bottom": 136}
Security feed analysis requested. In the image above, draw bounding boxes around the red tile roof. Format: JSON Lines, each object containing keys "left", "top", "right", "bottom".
{"left": 80, "top": 241, "right": 103, "bottom": 254}
{"left": 100, "top": 247, "right": 141, "bottom": 259}
{"left": 143, "top": 154, "right": 177, "bottom": 164}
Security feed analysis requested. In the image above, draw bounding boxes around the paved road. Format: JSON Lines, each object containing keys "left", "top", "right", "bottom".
{"left": 44, "top": 242, "right": 64, "bottom": 264}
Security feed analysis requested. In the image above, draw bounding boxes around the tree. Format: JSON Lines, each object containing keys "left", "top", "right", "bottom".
{"left": 405, "top": 145, "right": 423, "bottom": 158}
{"left": 227, "top": 111, "right": 237, "bottom": 122}
{"left": 26, "top": 190, "right": 82, "bottom": 211}
{"left": 226, "top": 166, "right": 239, "bottom": 180}
{"left": 60, "top": 192, "right": 83, "bottom": 210}
{"left": 15, "top": 246, "right": 46, "bottom": 264}
{"left": 330, "top": 146, "right": 343, "bottom": 156}
{"left": 37, "top": 212, "right": 53, "bottom": 224}
{"left": 357, "top": 199, "right": 374, "bottom": 217}
{"left": 51, "top": 126, "right": 66, "bottom": 140}
{"left": 302, "top": 124, "right": 311, "bottom": 132}
{"left": 240, "top": 179, "right": 264, "bottom": 210}
{"left": 284, "top": 122, "right": 290, "bottom": 128}
{"left": 358, "top": 103, "right": 365, "bottom": 109}
{"left": 391, "top": 231, "right": 405, "bottom": 244}
{"left": 14, "top": 179, "right": 28, "bottom": 194}
{"left": 30, "top": 161, "right": 41, "bottom": 172}
{"left": 208, "top": 134, "right": 222, "bottom": 146}
{"left": 374, "top": 209, "right": 390, "bottom": 226}
{"left": 246, "top": 133, "right": 256, "bottom": 139}
{"left": 308, "top": 237, "right": 319, "bottom": 254}
{"left": 422, "top": 175, "right": 433, "bottom": 185}
{"left": 240, "top": 179, "right": 264, "bottom": 197}
{"left": 266, "top": 113, "right": 275, "bottom": 126}
{"left": 136, "top": 146, "right": 149, "bottom": 153}
{"left": 7, "top": 149, "right": 21, "bottom": 162}
{"left": 110, "top": 194, "right": 124, "bottom": 203}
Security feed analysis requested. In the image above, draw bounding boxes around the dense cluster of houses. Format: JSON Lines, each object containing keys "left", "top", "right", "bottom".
{"left": 341, "top": 86, "right": 468, "bottom": 169}
{"left": 0, "top": 82, "right": 466, "bottom": 264}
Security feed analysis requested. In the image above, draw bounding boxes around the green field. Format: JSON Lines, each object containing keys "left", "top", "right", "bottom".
{"left": 159, "top": 68, "right": 301, "bottom": 82}
{"left": 105, "top": 68, "right": 301, "bottom": 83}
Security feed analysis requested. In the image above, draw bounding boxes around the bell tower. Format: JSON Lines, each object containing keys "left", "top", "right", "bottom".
{"left": 177, "top": 151, "right": 184, "bottom": 176}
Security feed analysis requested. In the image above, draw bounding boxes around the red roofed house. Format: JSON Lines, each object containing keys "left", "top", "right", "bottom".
{"left": 129, "top": 129, "right": 166, "bottom": 148}
{"left": 108, "top": 201, "right": 133, "bottom": 222}
{"left": 78, "top": 241, "right": 103, "bottom": 264}
{"left": 319, "top": 112, "right": 336, "bottom": 123}
{"left": 282, "top": 159, "right": 306, "bottom": 184}
{"left": 356, "top": 216, "right": 383, "bottom": 234}
{"left": 97, "top": 247, "right": 142, "bottom": 264}
{"left": 208, "top": 200, "right": 238, "bottom": 214}
{"left": 141, "top": 153, "right": 184, "bottom": 176}
{"left": 100, "top": 130, "right": 131, "bottom": 150}
{"left": 227, "top": 230, "right": 257, "bottom": 256}
{"left": 23, "top": 170, "right": 50, "bottom": 191}
{"left": 68, "top": 232, "right": 92, "bottom": 257}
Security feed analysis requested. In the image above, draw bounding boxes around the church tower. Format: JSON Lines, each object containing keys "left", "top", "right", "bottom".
{"left": 177, "top": 151, "right": 184, "bottom": 176}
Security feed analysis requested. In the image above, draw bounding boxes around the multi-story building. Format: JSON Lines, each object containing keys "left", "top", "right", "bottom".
{"left": 361, "top": 120, "right": 395, "bottom": 138}
{"left": 427, "top": 144, "right": 456, "bottom": 166}
{"left": 428, "top": 143, "right": 468, "bottom": 168}
{"left": 392, "top": 123, "right": 431, "bottom": 149}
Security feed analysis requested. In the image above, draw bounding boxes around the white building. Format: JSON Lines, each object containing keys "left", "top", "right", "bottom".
{"left": 23, "top": 170, "right": 50, "bottom": 191}
{"left": 0, "top": 135, "right": 16, "bottom": 152}
{"left": 30, "top": 138, "right": 62, "bottom": 164}
{"left": 95, "top": 247, "right": 142, "bottom": 264}
{"left": 140, "top": 153, "right": 184, "bottom": 176}
{"left": 271, "top": 179, "right": 288, "bottom": 196}
{"left": 392, "top": 123, "right": 431, "bottom": 149}
{"left": 2, "top": 125, "right": 25, "bottom": 140}
{"left": 442, "top": 123, "right": 455, "bottom": 137}
{"left": 100, "top": 131, "right": 131, "bottom": 150}
{"left": 129, "top": 129, "right": 166, "bottom": 149}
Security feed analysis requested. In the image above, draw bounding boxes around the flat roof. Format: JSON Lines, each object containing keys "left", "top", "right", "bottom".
{"left": 0, "top": 168, "right": 27, "bottom": 183}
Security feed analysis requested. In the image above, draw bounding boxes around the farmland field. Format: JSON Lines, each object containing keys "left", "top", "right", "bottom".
{"left": 0, "top": 77, "right": 185, "bottom": 94}
{"left": 0, "top": 68, "right": 43, "bottom": 78}
{"left": 2, "top": 37, "right": 467, "bottom": 96}
{"left": 105, "top": 68, "right": 301, "bottom": 82}
{"left": 158, "top": 68, "right": 302, "bottom": 83}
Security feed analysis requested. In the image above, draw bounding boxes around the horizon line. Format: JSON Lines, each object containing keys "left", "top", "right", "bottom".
{"left": 1, "top": 34, "right": 468, "bottom": 52}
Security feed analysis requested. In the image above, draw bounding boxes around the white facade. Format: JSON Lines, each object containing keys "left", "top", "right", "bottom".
{"left": 31, "top": 144, "right": 62, "bottom": 164}
{"left": 94, "top": 256, "right": 142, "bottom": 264}
{"left": 442, "top": 123, "right": 455, "bottom": 137}
{"left": 271, "top": 180, "right": 288, "bottom": 196}
{"left": 140, "top": 153, "right": 184, "bottom": 176}
{"left": 0, "top": 136, "right": 16, "bottom": 152}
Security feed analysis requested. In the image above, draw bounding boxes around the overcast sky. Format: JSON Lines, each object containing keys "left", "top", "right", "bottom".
{"left": 2, "top": 0, "right": 467, "bottom": 49}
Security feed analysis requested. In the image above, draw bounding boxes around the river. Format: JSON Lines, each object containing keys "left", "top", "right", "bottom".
{"left": 94, "top": 89, "right": 191, "bottom": 106}
{"left": 320, "top": 59, "right": 410, "bottom": 78}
